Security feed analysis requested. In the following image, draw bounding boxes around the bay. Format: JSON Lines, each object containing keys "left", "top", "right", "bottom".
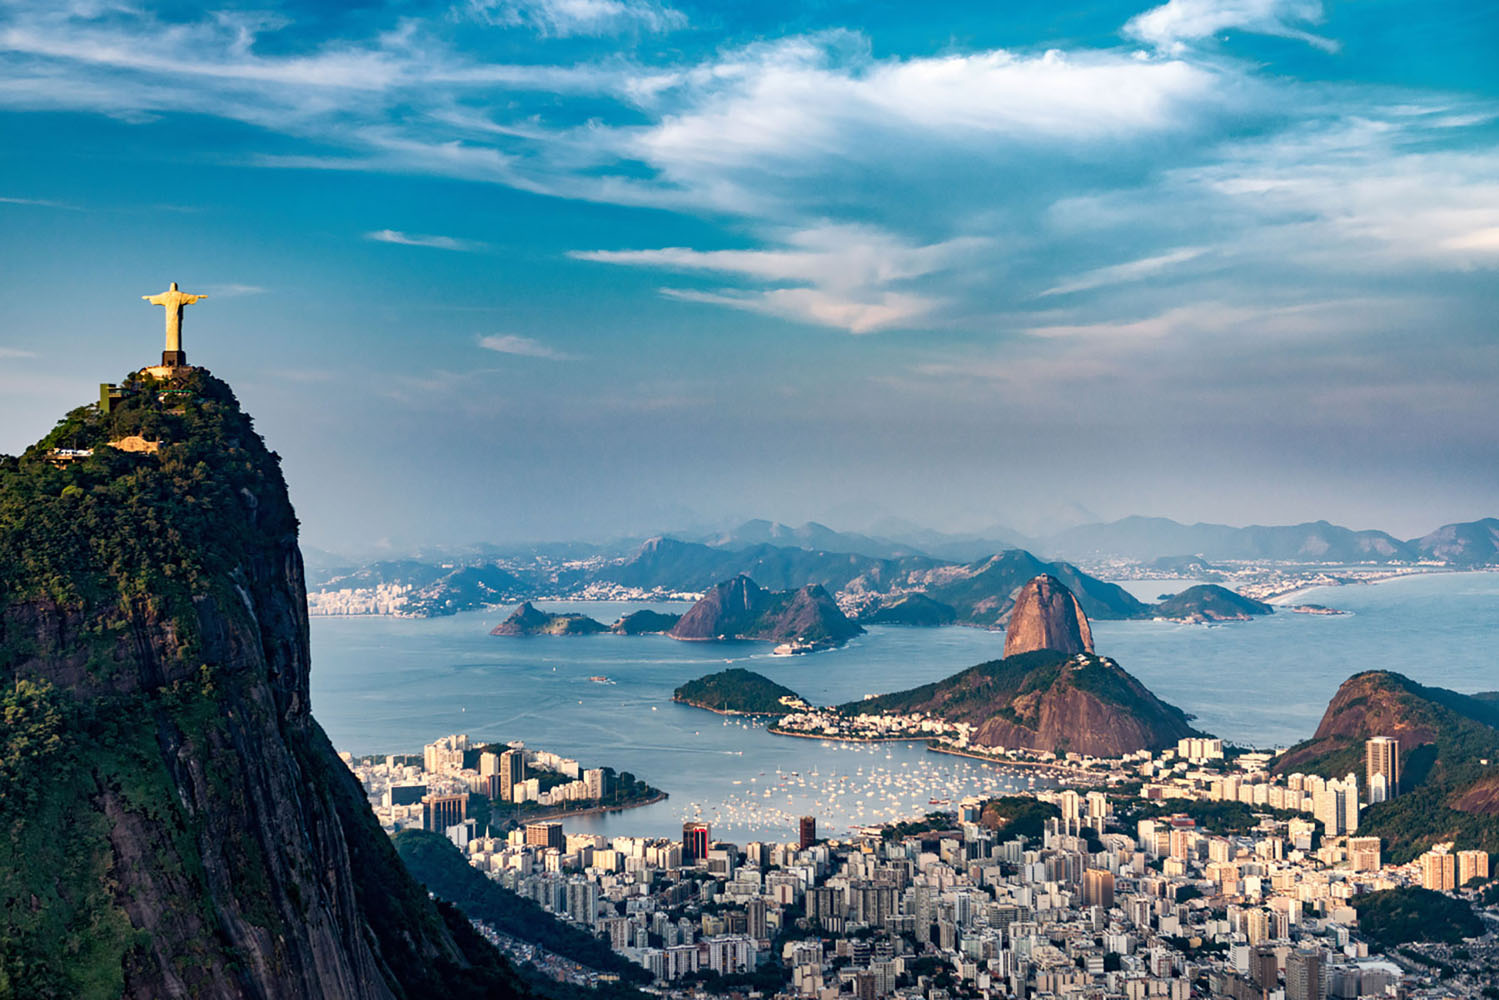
{"left": 308, "top": 571, "right": 1499, "bottom": 841}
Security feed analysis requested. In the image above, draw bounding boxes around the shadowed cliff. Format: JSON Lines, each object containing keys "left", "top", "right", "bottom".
{"left": 0, "top": 369, "right": 526, "bottom": 999}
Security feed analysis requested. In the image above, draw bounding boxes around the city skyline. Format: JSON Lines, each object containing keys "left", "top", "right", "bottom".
{"left": 1, "top": 0, "right": 1496, "bottom": 550}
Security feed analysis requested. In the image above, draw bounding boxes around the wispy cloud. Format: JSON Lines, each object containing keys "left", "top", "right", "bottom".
{"left": 463, "top": 0, "right": 687, "bottom": 37}
{"left": 574, "top": 225, "right": 989, "bottom": 333}
{"left": 201, "top": 282, "right": 266, "bottom": 297}
{"left": 477, "top": 334, "right": 577, "bottom": 360}
{"left": 0, "top": 347, "right": 37, "bottom": 359}
{"left": 1038, "top": 248, "right": 1208, "bottom": 297}
{"left": 0, "top": 195, "right": 78, "bottom": 209}
{"left": 1124, "top": 0, "right": 1339, "bottom": 54}
{"left": 366, "top": 229, "right": 487, "bottom": 252}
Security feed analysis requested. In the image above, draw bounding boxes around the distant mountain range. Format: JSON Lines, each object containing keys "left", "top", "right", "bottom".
{"left": 304, "top": 514, "right": 1498, "bottom": 620}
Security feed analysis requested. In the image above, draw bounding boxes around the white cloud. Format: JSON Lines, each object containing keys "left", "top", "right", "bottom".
{"left": 463, "top": 0, "right": 686, "bottom": 37}
{"left": 477, "top": 334, "right": 577, "bottom": 359}
{"left": 201, "top": 282, "right": 266, "bottom": 297}
{"left": 366, "top": 229, "right": 486, "bottom": 252}
{"left": 1038, "top": 247, "right": 1208, "bottom": 297}
{"left": 574, "top": 225, "right": 989, "bottom": 333}
{"left": 1124, "top": 0, "right": 1338, "bottom": 54}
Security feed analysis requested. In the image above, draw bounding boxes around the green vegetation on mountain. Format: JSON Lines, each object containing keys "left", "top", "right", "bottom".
{"left": 843, "top": 649, "right": 1196, "bottom": 757}
{"left": 610, "top": 609, "right": 681, "bottom": 634}
{"left": 673, "top": 668, "right": 807, "bottom": 715}
{"left": 0, "top": 368, "right": 529, "bottom": 998}
{"left": 1153, "top": 584, "right": 1273, "bottom": 622}
{"left": 491, "top": 602, "right": 608, "bottom": 636}
{"left": 395, "top": 830, "right": 651, "bottom": 992}
{"left": 1354, "top": 887, "right": 1484, "bottom": 950}
{"left": 978, "top": 796, "right": 1063, "bottom": 842}
{"left": 1119, "top": 798, "right": 1301, "bottom": 836}
{"left": 858, "top": 593, "right": 957, "bottom": 626}
{"left": 1275, "top": 671, "right": 1499, "bottom": 863}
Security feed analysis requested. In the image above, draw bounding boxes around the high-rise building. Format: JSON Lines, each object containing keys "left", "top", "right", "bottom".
{"left": 1082, "top": 868, "right": 1115, "bottom": 909}
{"left": 499, "top": 749, "right": 525, "bottom": 802}
{"left": 525, "top": 821, "right": 564, "bottom": 851}
{"left": 799, "top": 815, "right": 817, "bottom": 850}
{"left": 1420, "top": 849, "right": 1456, "bottom": 891}
{"left": 1250, "top": 945, "right": 1279, "bottom": 992}
{"left": 479, "top": 751, "right": 500, "bottom": 776}
{"left": 1457, "top": 849, "right": 1489, "bottom": 886}
{"left": 683, "top": 821, "right": 710, "bottom": 863}
{"left": 1365, "top": 736, "right": 1399, "bottom": 798}
{"left": 422, "top": 793, "right": 468, "bottom": 832}
{"left": 1347, "top": 836, "right": 1381, "bottom": 872}
{"left": 746, "top": 898, "right": 768, "bottom": 940}
{"left": 1285, "top": 949, "right": 1326, "bottom": 1000}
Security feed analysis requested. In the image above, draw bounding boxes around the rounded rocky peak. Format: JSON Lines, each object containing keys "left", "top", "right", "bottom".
{"left": 1003, "top": 574, "right": 1094, "bottom": 659}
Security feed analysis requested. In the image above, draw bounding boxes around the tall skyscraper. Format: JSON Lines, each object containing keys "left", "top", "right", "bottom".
{"left": 499, "top": 749, "right": 525, "bottom": 802}
{"left": 1365, "top": 736, "right": 1399, "bottom": 798}
{"left": 1082, "top": 868, "right": 1115, "bottom": 909}
{"left": 1285, "top": 949, "right": 1326, "bottom": 1000}
{"left": 1250, "top": 945, "right": 1279, "bottom": 992}
{"left": 683, "top": 821, "right": 710, "bottom": 863}
{"left": 799, "top": 815, "right": 817, "bottom": 850}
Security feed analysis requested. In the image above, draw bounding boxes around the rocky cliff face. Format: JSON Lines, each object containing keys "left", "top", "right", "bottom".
{"left": 0, "top": 370, "right": 524, "bottom": 999}
{"left": 669, "top": 574, "right": 863, "bottom": 647}
{"left": 1003, "top": 575, "right": 1094, "bottom": 658}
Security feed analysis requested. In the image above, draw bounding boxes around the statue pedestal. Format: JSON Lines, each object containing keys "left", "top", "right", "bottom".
{"left": 162, "top": 350, "right": 187, "bottom": 367}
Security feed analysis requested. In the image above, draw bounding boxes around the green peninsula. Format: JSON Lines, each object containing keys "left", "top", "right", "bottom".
{"left": 673, "top": 668, "right": 809, "bottom": 715}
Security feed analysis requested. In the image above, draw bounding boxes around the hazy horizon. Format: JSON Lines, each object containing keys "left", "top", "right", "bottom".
{"left": 2, "top": 0, "right": 1495, "bottom": 552}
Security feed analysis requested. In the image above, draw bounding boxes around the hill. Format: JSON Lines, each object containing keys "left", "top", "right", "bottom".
{"left": 673, "top": 668, "right": 808, "bottom": 715}
{"left": 857, "top": 593, "right": 957, "bottom": 626}
{"left": 844, "top": 650, "right": 1197, "bottom": 757}
{"left": 1410, "top": 518, "right": 1499, "bottom": 566}
{"left": 670, "top": 575, "right": 864, "bottom": 649}
{"left": 1274, "top": 671, "right": 1499, "bottom": 862}
{"left": 1044, "top": 516, "right": 1414, "bottom": 563}
{"left": 0, "top": 368, "right": 527, "bottom": 998}
{"left": 914, "top": 549, "right": 1148, "bottom": 627}
{"left": 610, "top": 609, "right": 681, "bottom": 634}
{"left": 605, "top": 535, "right": 940, "bottom": 594}
{"left": 490, "top": 602, "right": 608, "bottom": 636}
{"left": 701, "top": 519, "right": 925, "bottom": 559}
{"left": 1153, "top": 584, "right": 1273, "bottom": 622}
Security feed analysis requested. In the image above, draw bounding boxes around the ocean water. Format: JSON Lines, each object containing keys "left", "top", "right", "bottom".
{"left": 308, "top": 572, "right": 1499, "bottom": 841}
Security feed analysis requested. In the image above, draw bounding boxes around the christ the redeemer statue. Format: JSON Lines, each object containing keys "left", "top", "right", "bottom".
{"left": 142, "top": 282, "right": 206, "bottom": 367}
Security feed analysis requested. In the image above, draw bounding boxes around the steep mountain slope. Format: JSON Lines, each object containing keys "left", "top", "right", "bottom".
{"left": 1003, "top": 575, "right": 1094, "bottom": 658}
{"left": 844, "top": 650, "right": 1196, "bottom": 757}
{"left": 0, "top": 369, "right": 526, "bottom": 999}
{"left": 1274, "top": 671, "right": 1499, "bottom": 862}
{"left": 669, "top": 575, "right": 863, "bottom": 647}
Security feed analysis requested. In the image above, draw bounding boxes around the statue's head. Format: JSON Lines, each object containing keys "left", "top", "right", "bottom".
{"left": 169, "top": 281, "right": 179, "bottom": 290}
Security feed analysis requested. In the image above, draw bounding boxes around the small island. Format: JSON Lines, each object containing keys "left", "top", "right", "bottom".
{"left": 670, "top": 575, "right": 864, "bottom": 651}
{"left": 673, "top": 668, "right": 811, "bottom": 716}
{"left": 489, "top": 601, "right": 607, "bottom": 636}
{"left": 1288, "top": 603, "right": 1349, "bottom": 616}
{"left": 610, "top": 609, "right": 682, "bottom": 634}
{"left": 1153, "top": 584, "right": 1273, "bottom": 623}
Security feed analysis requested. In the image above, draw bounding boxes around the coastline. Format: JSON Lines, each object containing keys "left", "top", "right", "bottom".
{"left": 500, "top": 791, "right": 670, "bottom": 826}
{"left": 1262, "top": 566, "right": 1471, "bottom": 606}
{"left": 924, "top": 743, "right": 1105, "bottom": 783}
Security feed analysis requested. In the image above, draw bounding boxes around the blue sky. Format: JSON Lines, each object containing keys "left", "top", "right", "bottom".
{"left": 1, "top": 0, "right": 1496, "bottom": 551}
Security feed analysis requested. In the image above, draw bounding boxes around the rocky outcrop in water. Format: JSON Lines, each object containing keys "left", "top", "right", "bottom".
{"left": 490, "top": 601, "right": 607, "bottom": 635}
{"left": 669, "top": 575, "right": 863, "bottom": 648}
{"left": 1002, "top": 575, "right": 1094, "bottom": 658}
